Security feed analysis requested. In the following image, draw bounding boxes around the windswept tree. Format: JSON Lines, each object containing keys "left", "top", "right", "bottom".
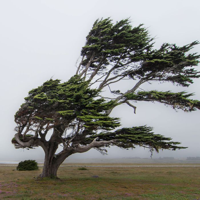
{"left": 12, "top": 18, "right": 200, "bottom": 178}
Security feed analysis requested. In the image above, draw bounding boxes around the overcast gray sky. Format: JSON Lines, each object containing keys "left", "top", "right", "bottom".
{"left": 1, "top": 0, "right": 200, "bottom": 162}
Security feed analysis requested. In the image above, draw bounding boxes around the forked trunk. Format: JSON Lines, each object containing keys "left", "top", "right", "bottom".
{"left": 38, "top": 141, "right": 62, "bottom": 179}
{"left": 39, "top": 156, "right": 60, "bottom": 178}
{"left": 38, "top": 145, "right": 73, "bottom": 179}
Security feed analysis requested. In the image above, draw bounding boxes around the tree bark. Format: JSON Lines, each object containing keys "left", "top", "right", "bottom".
{"left": 38, "top": 144, "right": 73, "bottom": 179}
{"left": 39, "top": 155, "right": 59, "bottom": 178}
{"left": 38, "top": 139, "right": 115, "bottom": 178}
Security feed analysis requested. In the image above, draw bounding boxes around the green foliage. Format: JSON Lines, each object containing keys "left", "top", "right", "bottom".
{"left": 80, "top": 18, "right": 153, "bottom": 76}
{"left": 14, "top": 75, "right": 120, "bottom": 146}
{"left": 17, "top": 160, "right": 39, "bottom": 171}
{"left": 89, "top": 126, "right": 186, "bottom": 153}
{"left": 79, "top": 18, "right": 200, "bottom": 92}
{"left": 78, "top": 167, "right": 87, "bottom": 170}
{"left": 132, "top": 41, "right": 200, "bottom": 86}
{"left": 13, "top": 17, "right": 200, "bottom": 165}
{"left": 125, "top": 90, "right": 200, "bottom": 112}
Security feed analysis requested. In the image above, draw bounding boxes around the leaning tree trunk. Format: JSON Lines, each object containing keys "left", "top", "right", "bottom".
{"left": 38, "top": 142, "right": 73, "bottom": 179}
{"left": 38, "top": 142, "right": 60, "bottom": 178}
{"left": 39, "top": 155, "right": 59, "bottom": 178}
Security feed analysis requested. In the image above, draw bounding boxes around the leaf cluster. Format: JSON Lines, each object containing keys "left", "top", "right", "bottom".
{"left": 16, "top": 160, "right": 38, "bottom": 171}
{"left": 125, "top": 90, "right": 200, "bottom": 112}
{"left": 80, "top": 18, "right": 153, "bottom": 77}
{"left": 132, "top": 42, "right": 200, "bottom": 86}
{"left": 14, "top": 75, "right": 120, "bottom": 140}
{"left": 13, "top": 18, "right": 200, "bottom": 155}
{"left": 87, "top": 126, "right": 186, "bottom": 153}
{"left": 79, "top": 18, "right": 200, "bottom": 91}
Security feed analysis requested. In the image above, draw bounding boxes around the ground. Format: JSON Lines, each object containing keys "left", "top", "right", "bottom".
{"left": 0, "top": 163, "right": 200, "bottom": 199}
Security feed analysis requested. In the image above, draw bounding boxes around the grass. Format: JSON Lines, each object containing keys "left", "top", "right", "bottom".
{"left": 0, "top": 164, "right": 200, "bottom": 199}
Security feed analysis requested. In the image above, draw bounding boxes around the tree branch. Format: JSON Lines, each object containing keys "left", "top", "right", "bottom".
{"left": 73, "top": 138, "right": 116, "bottom": 153}
{"left": 76, "top": 55, "right": 85, "bottom": 75}
{"left": 125, "top": 101, "right": 137, "bottom": 114}
{"left": 79, "top": 52, "right": 95, "bottom": 79}
{"left": 104, "top": 76, "right": 126, "bottom": 88}
{"left": 89, "top": 74, "right": 106, "bottom": 87}
{"left": 14, "top": 133, "right": 34, "bottom": 148}
{"left": 88, "top": 57, "right": 105, "bottom": 81}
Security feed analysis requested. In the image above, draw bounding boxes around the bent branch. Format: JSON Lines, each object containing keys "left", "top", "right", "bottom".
{"left": 74, "top": 138, "right": 116, "bottom": 153}
{"left": 14, "top": 133, "right": 34, "bottom": 148}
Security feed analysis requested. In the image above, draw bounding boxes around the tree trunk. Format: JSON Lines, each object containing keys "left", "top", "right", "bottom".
{"left": 39, "top": 156, "right": 60, "bottom": 178}
{"left": 38, "top": 144, "right": 73, "bottom": 179}
{"left": 38, "top": 140, "right": 61, "bottom": 179}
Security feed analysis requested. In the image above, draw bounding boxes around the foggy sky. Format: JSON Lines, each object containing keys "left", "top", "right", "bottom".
{"left": 1, "top": 0, "right": 200, "bottom": 162}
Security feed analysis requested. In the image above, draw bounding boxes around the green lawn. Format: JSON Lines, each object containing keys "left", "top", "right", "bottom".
{"left": 0, "top": 164, "right": 200, "bottom": 199}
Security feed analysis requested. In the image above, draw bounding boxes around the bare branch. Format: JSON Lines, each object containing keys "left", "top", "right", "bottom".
{"left": 76, "top": 56, "right": 85, "bottom": 75}
{"left": 124, "top": 78, "right": 146, "bottom": 95}
{"left": 88, "top": 57, "right": 105, "bottom": 81}
{"left": 74, "top": 139, "right": 116, "bottom": 153}
{"left": 103, "top": 76, "right": 126, "bottom": 88}
{"left": 79, "top": 52, "right": 95, "bottom": 79}
{"left": 99, "top": 55, "right": 124, "bottom": 89}
{"left": 14, "top": 133, "right": 34, "bottom": 148}
{"left": 89, "top": 74, "right": 106, "bottom": 87}
{"left": 125, "top": 101, "right": 137, "bottom": 114}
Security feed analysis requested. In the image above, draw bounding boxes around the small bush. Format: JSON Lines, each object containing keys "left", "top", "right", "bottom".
{"left": 78, "top": 167, "right": 87, "bottom": 170}
{"left": 17, "top": 160, "right": 39, "bottom": 171}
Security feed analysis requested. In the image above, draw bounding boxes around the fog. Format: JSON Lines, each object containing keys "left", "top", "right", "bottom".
{"left": 0, "top": 0, "right": 200, "bottom": 162}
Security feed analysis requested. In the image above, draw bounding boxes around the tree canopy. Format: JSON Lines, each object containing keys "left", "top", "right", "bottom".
{"left": 12, "top": 18, "right": 200, "bottom": 178}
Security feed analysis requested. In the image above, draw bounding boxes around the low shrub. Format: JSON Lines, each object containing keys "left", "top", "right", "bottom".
{"left": 78, "top": 167, "right": 87, "bottom": 170}
{"left": 17, "top": 160, "right": 39, "bottom": 171}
